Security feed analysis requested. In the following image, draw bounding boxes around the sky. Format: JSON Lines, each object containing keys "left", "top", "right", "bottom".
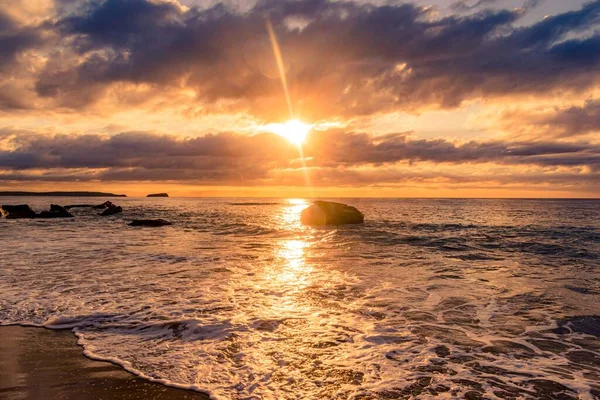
{"left": 0, "top": 0, "right": 599, "bottom": 197}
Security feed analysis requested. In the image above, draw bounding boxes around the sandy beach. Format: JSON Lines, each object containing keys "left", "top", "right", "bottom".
{"left": 0, "top": 326, "right": 209, "bottom": 400}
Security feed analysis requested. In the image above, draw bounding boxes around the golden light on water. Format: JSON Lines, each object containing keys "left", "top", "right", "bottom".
{"left": 274, "top": 200, "right": 312, "bottom": 294}
{"left": 277, "top": 239, "right": 311, "bottom": 286}
{"left": 253, "top": 201, "right": 313, "bottom": 317}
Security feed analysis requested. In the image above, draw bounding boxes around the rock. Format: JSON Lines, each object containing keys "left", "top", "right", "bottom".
{"left": 93, "top": 201, "right": 115, "bottom": 209}
{"left": 37, "top": 204, "right": 74, "bottom": 218}
{"left": 66, "top": 201, "right": 115, "bottom": 210}
{"left": 99, "top": 205, "right": 122, "bottom": 216}
{"left": 147, "top": 193, "right": 169, "bottom": 197}
{"left": 128, "top": 219, "right": 172, "bottom": 227}
{"left": 300, "top": 201, "right": 364, "bottom": 226}
{"left": 51, "top": 204, "right": 73, "bottom": 216}
{"left": 63, "top": 201, "right": 120, "bottom": 216}
{"left": 553, "top": 316, "right": 600, "bottom": 337}
{"left": 1, "top": 204, "right": 37, "bottom": 219}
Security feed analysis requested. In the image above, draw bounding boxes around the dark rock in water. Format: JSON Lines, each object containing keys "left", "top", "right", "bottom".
{"left": 51, "top": 204, "right": 72, "bottom": 215}
{"left": 2, "top": 204, "right": 74, "bottom": 219}
{"left": 554, "top": 316, "right": 600, "bottom": 337}
{"left": 67, "top": 201, "right": 115, "bottom": 210}
{"left": 64, "top": 201, "right": 120, "bottom": 215}
{"left": 1, "top": 204, "right": 37, "bottom": 219}
{"left": 99, "top": 205, "right": 122, "bottom": 216}
{"left": 300, "top": 201, "right": 364, "bottom": 226}
{"left": 37, "top": 204, "right": 74, "bottom": 218}
{"left": 93, "top": 201, "right": 115, "bottom": 209}
{"left": 129, "top": 219, "right": 172, "bottom": 227}
{"left": 147, "top": 193, "right": 169, "bottom": 197}
{"left": 564, "top": 285, "right": 599, "bottom": 295}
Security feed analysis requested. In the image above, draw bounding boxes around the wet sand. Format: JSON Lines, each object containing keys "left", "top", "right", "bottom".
{"left": 0, "top": 326, "right": 210, "bottom": 400}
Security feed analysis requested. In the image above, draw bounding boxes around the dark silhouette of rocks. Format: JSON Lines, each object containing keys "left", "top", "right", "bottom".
{"left": 99, "top": 205, "right": 122, "bottom": 216}
{"left": 2, "top": 202, "right": 125, "bottom": 219}
{"left": 37, "top": 204, "right": 74, "bottom": 218}
{"left": 2, "top": 204, "right": 73, "bottom": 218}
{"left": 147, "top": 193, "right": 169, "bottom": 197}
{"left": 129, "top": 219, "right": 172, "bottom": 227}
{"left": 300, "top": 201, "right": 364, "bottom": 226}
{"left": 65, "top": 201, "right": 115, "bottom": 210}
{"left": 1, "top": 204, "right": 37, "bottom": 219}
{"left": 93, "top": 201, "right": 116, "bottom": 209}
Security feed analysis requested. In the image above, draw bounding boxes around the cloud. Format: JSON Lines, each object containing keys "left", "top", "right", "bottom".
{"left": 303, "top": 130, "right": 600, "bottom": 169}
{"left": 451, "top": 0, "right": 542, "bottom": 13}
{"left": 502, "top": 99, "right": 600, "bottom": 139}
{"left": 451, "top": 0, "right": 503, "bottom": 13}
{"left": 0, "top": 9, "right": 47, "bottom": 70}
{"left": 0, "top": 129, "right": 597, "bottom": 186}
{"left": 0, "top": 0, "right": 595, "bottom": 117}
{"left": 1, "top": 0, "right": 599, "bottom": 195}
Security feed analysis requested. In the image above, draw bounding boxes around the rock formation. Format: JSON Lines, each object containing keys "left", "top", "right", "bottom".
{"left": 147, "top": 193, "right": 169, "bottom": 197}
{"left": 300, "top": 201, "right": 364, "bottom": 226}
{"left": 1, "top": 204, "right": 37, "bottom": 219}
{"left": 37, "top": 204, "right": 74, "bottom": 218}
{"left": 93, "top": 201, "right": 116, "bottom": 209}
{"left": 99, "top": 204, "right": 122, "bottom": 216}
{"left": 128, "top": 219, "right": 172, "bottom": 227}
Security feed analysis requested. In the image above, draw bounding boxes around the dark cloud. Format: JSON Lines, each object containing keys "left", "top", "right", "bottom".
{"left": 510, "top": 99, "right": 600, "bottom": 138}
{"left": 0, "top": 130, "right": 297, "bottom": 170}
{"left": 1, "top": 129, "right": 598, "bottom": 185}
{"left": 0, "top": 10, "right": 46, "bottom": 69}
{"left": 303, "top": 130, "right": 600, "bottom": 168}
{"left": 2, "top": 164, "right": 598, "bottom": 193}
{"left": 452, "top": 0, "right": 542, "bottom": 13}
{"left": 6, "top": 0, "right": 592, "bottom": 117}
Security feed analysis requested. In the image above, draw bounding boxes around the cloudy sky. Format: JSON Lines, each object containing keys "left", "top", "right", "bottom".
{"left": 0, "top": 0, "right": 599, "bottom": 197}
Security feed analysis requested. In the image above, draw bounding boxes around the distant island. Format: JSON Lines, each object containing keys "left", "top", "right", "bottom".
{"left": 0, "top": 191, "right": 127, "bottom": 197}
{"left": 147, "top": 193, "right": 169, "bottom": 197}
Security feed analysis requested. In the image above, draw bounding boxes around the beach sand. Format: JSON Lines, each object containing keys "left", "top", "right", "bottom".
{"left": 0, "top": 325, "right": 210, "bottom": 400}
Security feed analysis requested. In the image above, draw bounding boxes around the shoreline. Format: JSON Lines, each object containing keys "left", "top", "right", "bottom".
{"left": 0, "top": 325, "right": 210, "bottom": 400}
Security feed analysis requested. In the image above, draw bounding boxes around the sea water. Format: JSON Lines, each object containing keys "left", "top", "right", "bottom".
{"left": 1, "top": 197, "right": 599, "bottom": 399}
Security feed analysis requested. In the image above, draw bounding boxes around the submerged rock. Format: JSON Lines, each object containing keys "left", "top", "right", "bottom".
{"left": 147, "top": 193, "right": 169, "bottom": 197}
{"left": 553, "top": 316, "right": 600, "bottom": 337}
{"left": 128, "top": 219, "right": 172, "bottom": 227}
{"left": 66, "top": 201, "right": 116, "bottom": 210}
{"left": 300, "top": 201, "right": 364, "bottom": 226}
{"left": 99, "top": 205, "right": 122, "bottom": 216}
{"left": 93, "top": 201, "right": 116, "bottom": 209}
{"left": 37, "top": 204, "right": 74, "bottom": 218}
{"left": 64, "top": 204, "right": 94, "bottom": 210}
{"left": 1, "top": 204, "right": 37, "bottom": 219}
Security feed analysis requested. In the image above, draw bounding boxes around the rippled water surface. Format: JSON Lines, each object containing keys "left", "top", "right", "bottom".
{"left": 1, "top": 197, "right": 600, "bottom": 399}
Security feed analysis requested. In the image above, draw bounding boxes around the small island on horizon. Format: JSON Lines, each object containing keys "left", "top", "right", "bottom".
{"left": 147, "top": 193, "right": 169, "bottom": 197}
{"left": 0, "top": 191, "right": 127, "bottom": 197}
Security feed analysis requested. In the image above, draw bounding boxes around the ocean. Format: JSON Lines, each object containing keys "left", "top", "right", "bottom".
{"left": 1, "top": 197, "right": 599, "bottom": 399}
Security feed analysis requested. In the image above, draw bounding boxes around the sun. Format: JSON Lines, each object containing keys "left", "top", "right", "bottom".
{"left": 264, "top": 119, "right": 312, "bottom": 146}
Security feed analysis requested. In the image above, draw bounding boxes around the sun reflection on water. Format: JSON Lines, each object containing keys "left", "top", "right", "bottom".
{"left": 276, "top": 239, "right": 312, "bottom": 290}
{"left": 276, "top": 198, "right": 309, "bottom": 229}
{"left": 254, "top": 200, "right": 315, "bottom": 318}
